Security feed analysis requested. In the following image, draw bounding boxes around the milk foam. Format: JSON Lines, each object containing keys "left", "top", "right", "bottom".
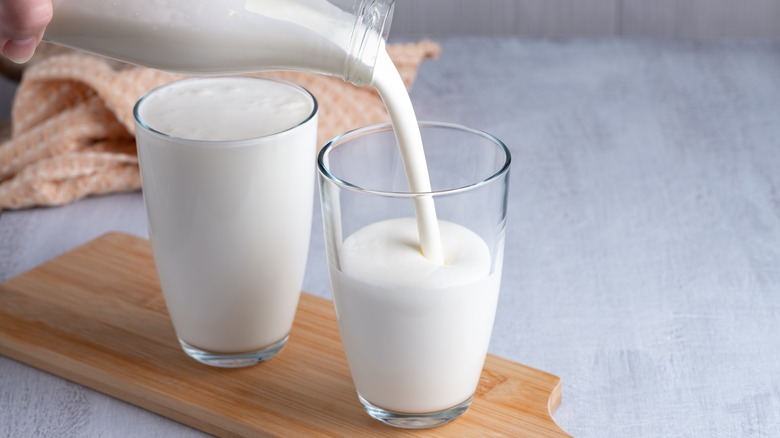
{"left": 138, "top": 77, "right": 314, "bottom": 141}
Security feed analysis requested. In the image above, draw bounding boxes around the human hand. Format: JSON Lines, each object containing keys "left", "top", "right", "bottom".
{"left": 0, "top": 0, "right": 52, "bottom": 64}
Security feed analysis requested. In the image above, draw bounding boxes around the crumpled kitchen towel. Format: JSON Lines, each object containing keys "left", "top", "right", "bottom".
{"left": 0, "top": 40, "right": 440, "bottom": 210}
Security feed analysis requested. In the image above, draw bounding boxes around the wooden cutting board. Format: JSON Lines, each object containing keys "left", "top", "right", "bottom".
{"left": 0, "top": 232, "right": 569, "bottom": 437}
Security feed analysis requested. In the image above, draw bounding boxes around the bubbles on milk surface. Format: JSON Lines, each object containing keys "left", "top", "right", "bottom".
{"left": 139, "top": 77, "right": 314, "bottom": 141}
{"left": 339, "top": 218, "right": 491, "bottom": 290}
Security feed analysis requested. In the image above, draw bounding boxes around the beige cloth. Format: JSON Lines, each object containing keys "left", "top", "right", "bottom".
{"left": 0, "top": 41, "right": 440, "bottom": 210}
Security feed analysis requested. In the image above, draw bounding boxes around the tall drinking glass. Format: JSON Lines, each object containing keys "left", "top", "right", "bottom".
{"left": 318, "top": 122, "right": 510, "bottom": 428}
{"left": 134, "top": 77, "right": 318, "bottom": 367}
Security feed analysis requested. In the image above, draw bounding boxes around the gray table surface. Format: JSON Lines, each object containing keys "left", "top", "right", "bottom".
{"left": 2, "top": 37, "right": 780, "bottom": 437}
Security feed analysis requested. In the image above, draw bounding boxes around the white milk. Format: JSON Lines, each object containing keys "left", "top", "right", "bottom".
{"left": 46, "top": 0, "right": 369, "bottom": 81}
{"left": 372, "top": 49, "right": 444, "bottom": 264}
{"left": 135, "top": 77, "right": 317, "bottom": 354}
{"left": 139, "top": 77, "right": 314, "bottom": 141}
{"left": 330, "top": 218, "right": 502, "bottom": 413}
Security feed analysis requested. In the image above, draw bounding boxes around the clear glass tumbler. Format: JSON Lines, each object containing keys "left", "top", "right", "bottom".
{"left": 134, "top": 77, "right": 318, "bottom": 367}
{"left": 318, "top": 122, "right": 510, "bottom": 428}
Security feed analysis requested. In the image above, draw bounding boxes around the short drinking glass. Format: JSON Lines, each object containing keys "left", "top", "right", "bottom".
{"left": 318, "top": 122, "right": 510, "bottom": 428}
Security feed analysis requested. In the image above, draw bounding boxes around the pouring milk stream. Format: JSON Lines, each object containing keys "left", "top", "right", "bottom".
{"left": 44, "top": 0, "right": 445, "bottom": 263}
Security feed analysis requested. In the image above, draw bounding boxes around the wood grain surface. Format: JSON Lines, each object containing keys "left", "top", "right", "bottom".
{"left": 0, "top": 232, "right": 569, "bottom": 437}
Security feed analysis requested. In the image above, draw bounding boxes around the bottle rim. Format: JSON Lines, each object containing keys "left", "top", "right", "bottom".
{"left": 345, "top": 0, "right": 395, "bottom": 86}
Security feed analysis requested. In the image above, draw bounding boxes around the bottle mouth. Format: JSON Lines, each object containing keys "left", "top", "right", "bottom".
{"left": 345, "top": 0, "right": 395, "bottom": 86}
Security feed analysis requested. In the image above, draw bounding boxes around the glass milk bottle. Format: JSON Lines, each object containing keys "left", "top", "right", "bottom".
{"left": 44, "top": 0, "right": 394, "bottom": 86}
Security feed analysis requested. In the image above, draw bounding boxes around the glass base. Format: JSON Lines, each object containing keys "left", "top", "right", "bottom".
{"left": 178, "top": 334, "right": 288, "bottom": 368}
{"left": 358, "top": 393, "right": 473, "bottom": 429}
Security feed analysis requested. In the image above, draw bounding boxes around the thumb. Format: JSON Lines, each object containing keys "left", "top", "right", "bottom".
{"left": 2, "top": 34, "right": 39, "bottom": 63}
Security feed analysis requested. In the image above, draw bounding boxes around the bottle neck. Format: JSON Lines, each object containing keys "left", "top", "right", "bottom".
{"left": 344, "top": 0, "right": 394, "bottom": 86}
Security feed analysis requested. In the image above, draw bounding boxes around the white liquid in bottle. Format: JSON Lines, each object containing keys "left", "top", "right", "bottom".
{"left": 46, "top": 0, "right": 368, "bottom": 81}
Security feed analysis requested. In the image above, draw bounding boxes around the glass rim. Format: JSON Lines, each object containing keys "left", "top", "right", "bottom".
{"left": 317, "top": 121, "right": 511, "bottom": 198}
{"left": 133, "top": 76, "right": 318, "bottom": 148}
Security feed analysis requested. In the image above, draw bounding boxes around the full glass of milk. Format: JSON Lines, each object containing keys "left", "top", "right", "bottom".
{"left": 318, "top": 122, "right": 511, "bottom": 428}
{"left": 134, "top": 76, "right": 318, "bottom": 367}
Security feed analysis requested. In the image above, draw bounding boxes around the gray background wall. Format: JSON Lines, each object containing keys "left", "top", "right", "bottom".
{"left": 391, "top": 0, "right": 780, "bottom": 39}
